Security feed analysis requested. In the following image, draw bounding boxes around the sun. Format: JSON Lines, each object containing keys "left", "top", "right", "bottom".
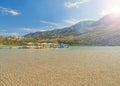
{"left": 110, "top": 6, "right": 120, "bottom": 14}
{"left": 101, "top": 6, "right": 120, "bottom": 16}
{"left": 101, "top": 1, "right": 120, "bottom": 16}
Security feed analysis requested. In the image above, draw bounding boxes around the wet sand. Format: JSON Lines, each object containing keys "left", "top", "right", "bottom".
{"left": 1, "top": 47, "right": 120, "bottom": 86}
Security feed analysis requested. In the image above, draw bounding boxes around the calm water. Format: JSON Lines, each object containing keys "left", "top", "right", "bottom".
{"left": 1, "top": 47, "right": 120, "bottom": 86}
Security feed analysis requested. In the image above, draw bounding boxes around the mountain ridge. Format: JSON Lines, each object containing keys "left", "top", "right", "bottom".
{"left": 24, "top": 14, "right": 120, "bottom": 45}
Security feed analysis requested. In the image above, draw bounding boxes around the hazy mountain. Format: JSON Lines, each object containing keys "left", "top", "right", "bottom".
{"left": 25, "top": 20, "right": 95, "bottom": 38}
{"left": 24, "top": 14, "right": 120, "bottom": 45}
{"left": 93, "top": 14, "right": 120, "bottom": 26}
{"left": 70, "top": 21, "right": 95, "bottom": 33}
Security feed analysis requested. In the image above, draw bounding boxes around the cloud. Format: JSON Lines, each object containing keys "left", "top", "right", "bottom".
{"left": 10, "top": 33, "right": 20, "bottom": 36}
{"left": 40, "top": 20, "right": 67, "bottom": 29}
{"left": 21, "top": 18, "right": 94, "bottom": 35}
{"left": 40, "top": 21, "right": 61, "bottom": 27}
{"left": 21, "top": 28, "right": 36, "bottom": 32}
{"left": 64, "top": 18, "right": 95, "bottom": 25}
{"left": 40, "top": 19, "right": 93, "bottom": 30}
{"left": 0, "top": 32, "right": 20, "bottom": 36}
{"left": 100, "top": 10, "right": 111, "bottom": 16}
{"left": 64, "top": 18, "right": 80, "bottom": 25}
{"left": 20, "top": 28, "right": 47, "bottom": 33}
{"left": 0, "top": 29, "right": 20, "bottom": 36}
{"left": 0, "top": 6, "right": 20, "bottom": 16}
{"left": 64, "top": 0, "right": 89, "bottom": 8}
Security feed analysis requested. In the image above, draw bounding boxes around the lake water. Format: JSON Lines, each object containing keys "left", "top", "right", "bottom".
{"left": 1, "top": 47, "right": 120, "bottom": 86}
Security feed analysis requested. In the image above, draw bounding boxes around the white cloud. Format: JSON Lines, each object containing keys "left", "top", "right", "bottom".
{"left": 0, "top": 29, "right": 21, "bottom": 36}
{"left": 64, "top": 0, "right": 89, "bottom": 8}
{"left": 0, "top": 32, "right": 20, "bottom": 36}
{"left": 40, "top": 20, "right": 67, "bottom": 29}
{"left": 40, "top": 19, "right": 93, "bottom": 30}
{"left": 64, "top": 18, "right": 80, "bottom": 25}
{"left": 40, "top": 21, "right": 61, "bottom": 27}
{"left": 20, "top": 28, "right": 47, "bottom": 33}
{"left": 39, "top": 30, "right": 47, "bottom": 32}
{"left": 100, "top": 10, "right": 111, "bottom": 16}
{"left": 10, "top": 33, "right": 20, "bottom": 36}
{"left": 21, "top": 28, "right": 36, "bottom": 32}
{"left": 0, "top": 6, "right": 20, "bottom": 16}
{"left": 64, "top": 18, "right": 95, "bottom": 26}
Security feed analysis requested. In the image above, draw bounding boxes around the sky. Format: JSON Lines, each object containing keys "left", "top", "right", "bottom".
{"left": 0, "top": 0, "right": 119, "bottom": 36}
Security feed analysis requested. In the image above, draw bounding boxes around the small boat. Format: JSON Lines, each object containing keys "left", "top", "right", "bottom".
{"left": 57, "top": 45, "right": 69, "bottom": 48}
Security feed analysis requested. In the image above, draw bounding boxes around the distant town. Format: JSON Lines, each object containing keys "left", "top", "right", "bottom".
{"left": 0, "top": 36, "right": 69, "bottom": 49}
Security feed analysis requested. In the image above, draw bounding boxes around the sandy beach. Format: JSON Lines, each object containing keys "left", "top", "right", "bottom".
{"left": 1, "top": 47, "right": 120, "bottom": 86}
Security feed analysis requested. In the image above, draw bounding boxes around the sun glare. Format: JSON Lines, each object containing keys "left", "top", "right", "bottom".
{"left": 101, "top": 0, "right": 120, "bottom": 16}
{"left": 110, "top": 6, "right": 120, "bottom": 14}
{"left": 101, "top": 6, "right": 120, "bottom": 16}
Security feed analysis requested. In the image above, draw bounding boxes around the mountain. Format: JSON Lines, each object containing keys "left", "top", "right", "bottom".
{"left": 25, "top": 20, "right": 95, "bottom": 38}
{"left": 24, "top": 14, "right": 120, "bottom": 46}
{"left": 93, "top": 14, "right": 120, "bottom": 26}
